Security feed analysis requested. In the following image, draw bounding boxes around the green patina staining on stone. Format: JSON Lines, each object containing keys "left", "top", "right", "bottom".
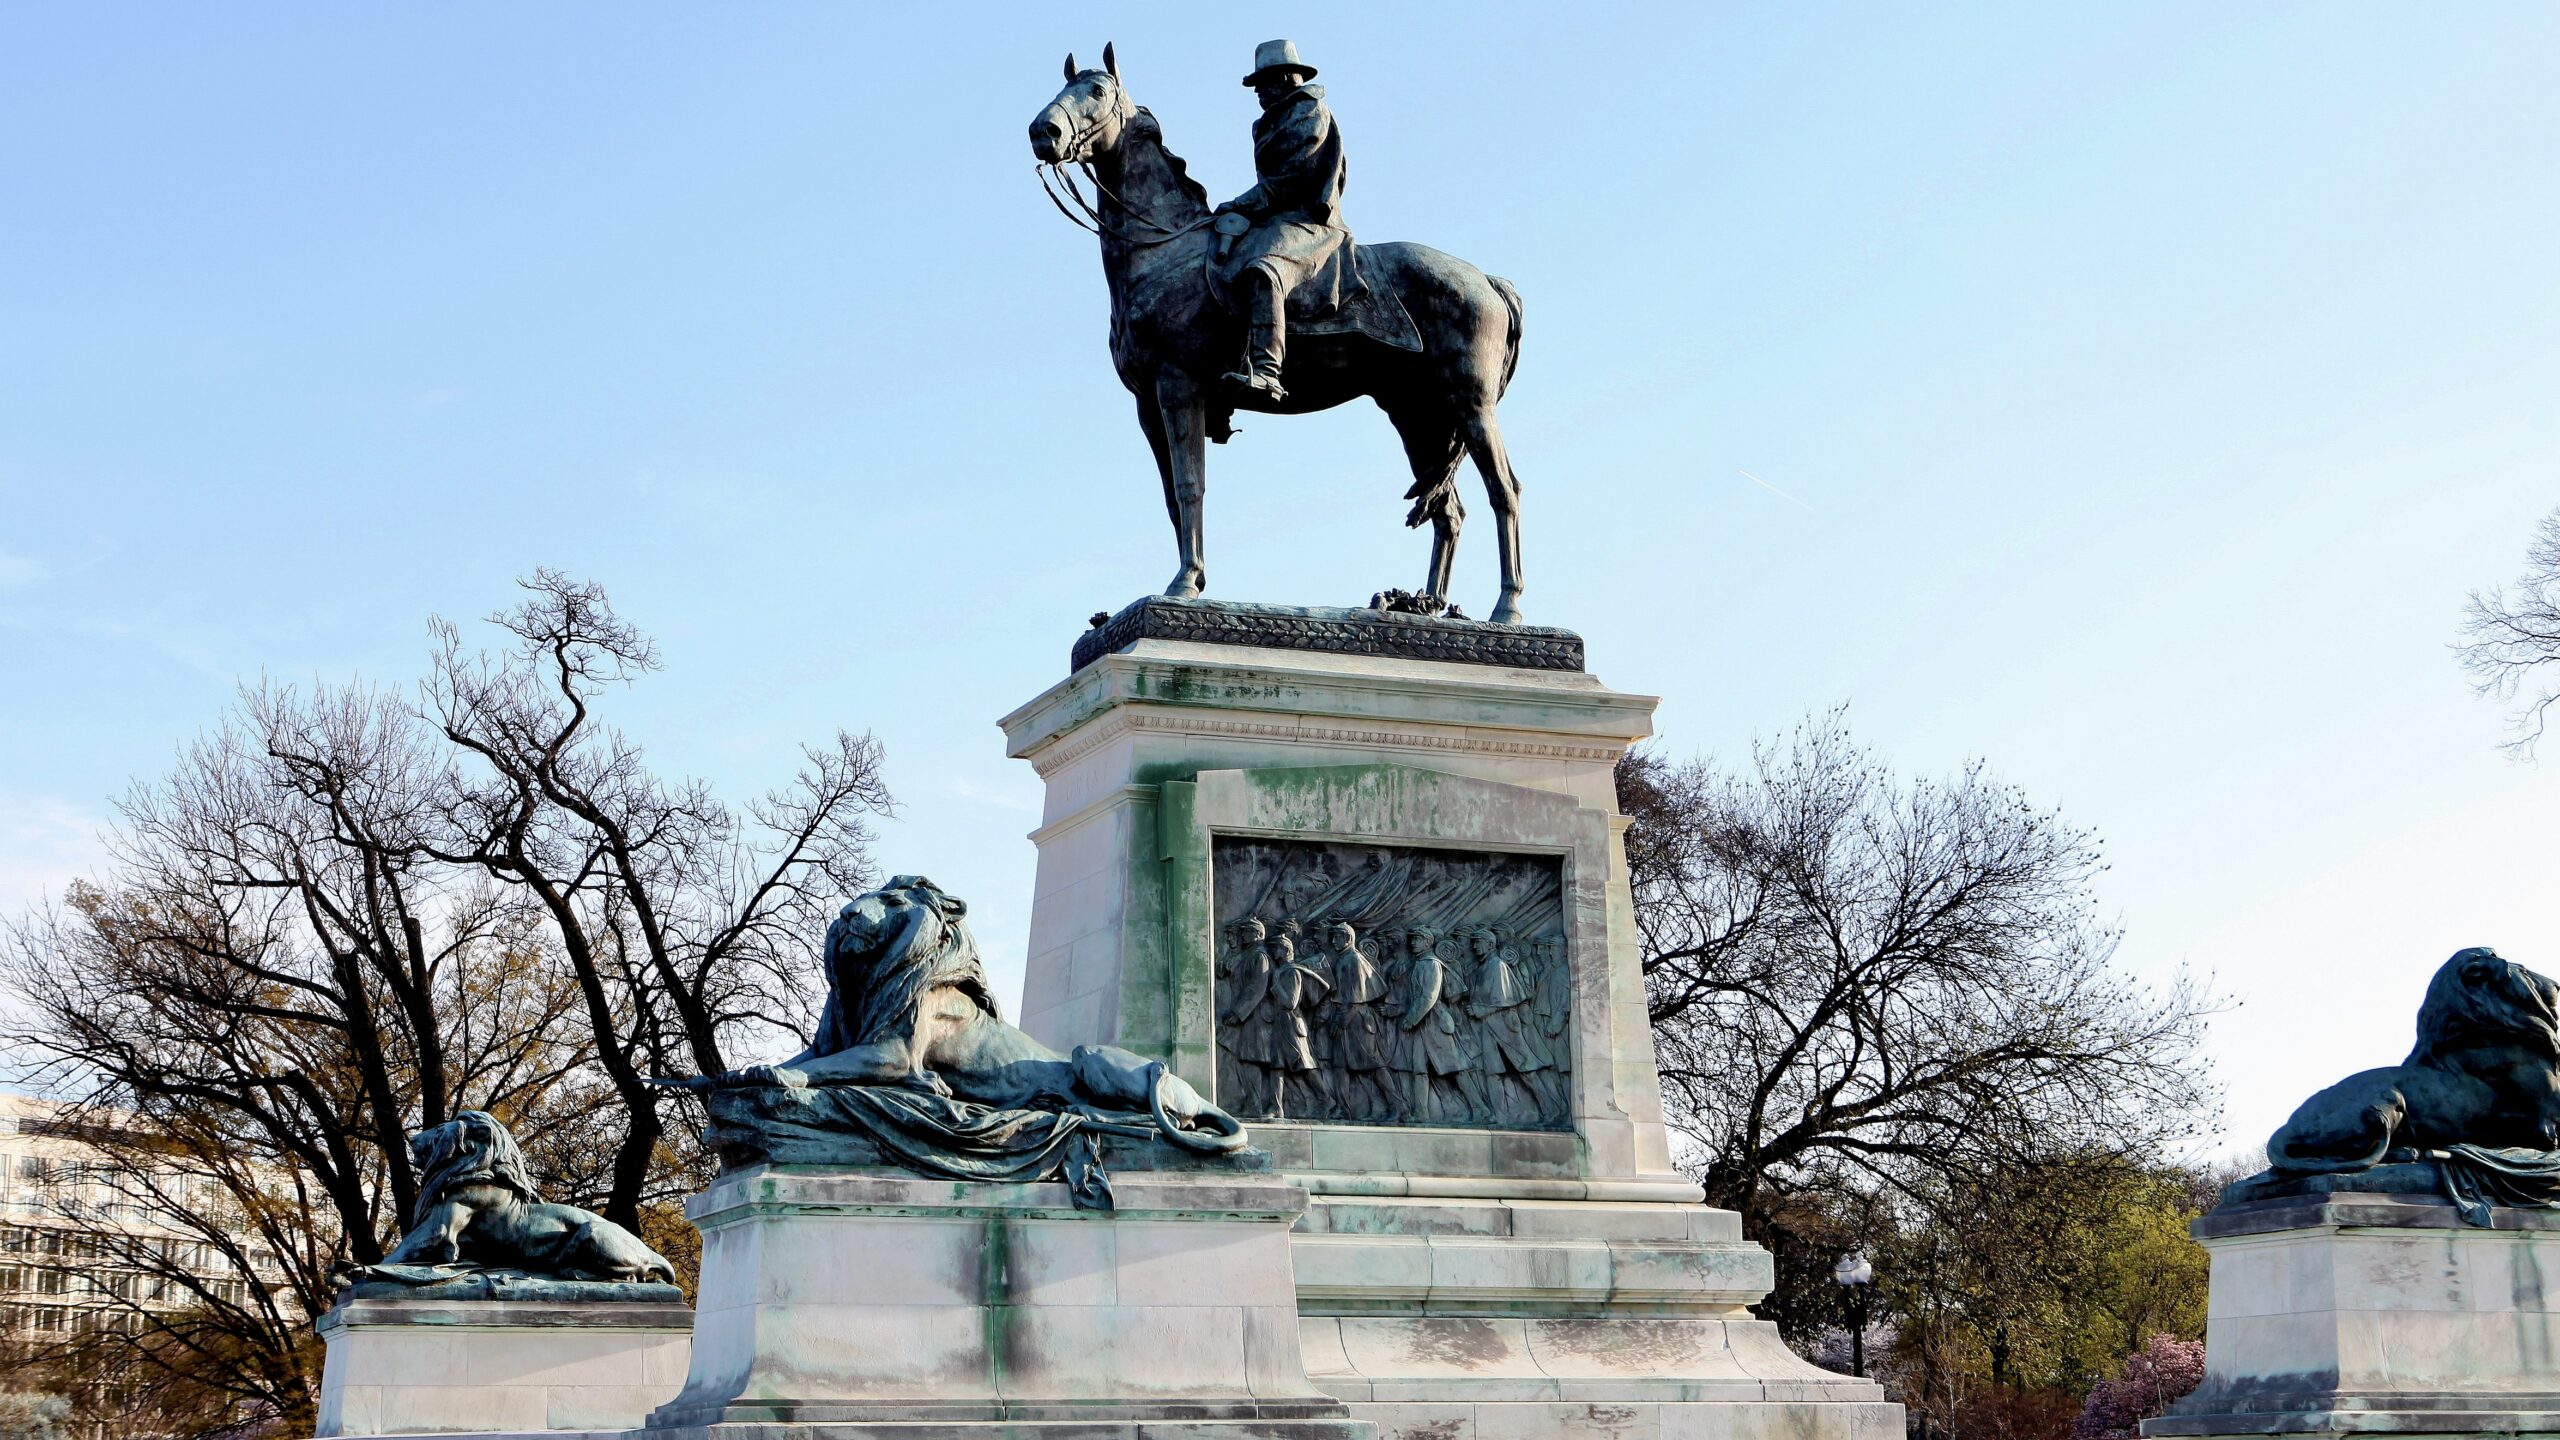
{"left": 1115, "top": 786, "right": 1173, "bottom": 1063}
{"left": 1157, "top": 780, "right": 1218, "bottom": 1094}
{"left": 981, "top": 1217, "right": 1013, "bottom": 1402}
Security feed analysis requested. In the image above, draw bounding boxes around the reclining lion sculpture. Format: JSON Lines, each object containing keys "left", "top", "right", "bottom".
{"left": 669, "top": 875, "right": 1246, "bottom": 1207}
{"left": 2230, "top": 946, "right": 2560, "bottom": 1224}
{"left": 337, "top": 1110, "right": 679, "bottom": 1298}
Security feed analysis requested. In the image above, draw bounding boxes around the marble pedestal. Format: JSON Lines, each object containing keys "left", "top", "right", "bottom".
{"left": 1001, "top": 602, "right": 1902, "bottom": 1440}
{"left": 313, "top": 1295, "right": 692, "bottom": 1436}
{"left": 1291, "top": 1191, "right": 1896, "bottom": 1440}
{"left": 2146, "top": 1191, "right": 2560, "bottom": 1439}
{"left": 637, "top": 1164, "right": 1368, "bottom": 1440}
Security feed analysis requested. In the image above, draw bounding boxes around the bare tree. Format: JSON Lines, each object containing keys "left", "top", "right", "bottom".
{"left": 2458, "top": 504, "right": 2560, "bottom": 754}
{"left": 1621, "top": 710, "right": 2220, "bottom": 1225}
{"left": 0, "top": 692, "right": 600, "bottom": 1433}
{"left": 421, "top": 570, "right": 889, "bottom": 1224}
{"left": 0, "top": 571, "right": 891, "bottom": 1435}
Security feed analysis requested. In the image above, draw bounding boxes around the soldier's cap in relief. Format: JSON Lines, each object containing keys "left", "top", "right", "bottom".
{"left": 1242, "top": 38, "right": 1317, "bottom": 86}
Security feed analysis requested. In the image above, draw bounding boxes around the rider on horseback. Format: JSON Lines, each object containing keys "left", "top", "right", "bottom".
{"left": 1214, "top": 40, "right": 1349, "bottom": 406}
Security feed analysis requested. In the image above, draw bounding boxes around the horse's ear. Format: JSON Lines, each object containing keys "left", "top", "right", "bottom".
{"left": 1103, "top": 42, "right": 1118, "bottom": 79}
{"left": 1063, "top": 52, "right": 1077, "bottom": 82}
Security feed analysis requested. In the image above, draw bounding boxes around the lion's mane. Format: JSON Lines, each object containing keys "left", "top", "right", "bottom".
{"left": 409, "top": 1110, "right": 536, "bottom": 1227}
{"left": 2409, "top": 946, "right": 2560, "bottom": 1073}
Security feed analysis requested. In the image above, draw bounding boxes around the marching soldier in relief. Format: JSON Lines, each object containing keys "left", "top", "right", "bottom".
{"left": 1219, "top": 918, "right": 1275, "bottom": 1116}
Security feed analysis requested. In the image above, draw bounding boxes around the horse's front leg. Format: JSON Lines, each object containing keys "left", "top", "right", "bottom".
{"left": 1154, "top": 369, "right": 1208, "bottom": 598}
{"left": 1135, "top": 387, "right": 1179, "bottom": 542}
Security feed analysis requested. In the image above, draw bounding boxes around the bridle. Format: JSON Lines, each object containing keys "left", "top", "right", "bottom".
{"left": 1036, "top": 84, "right": 1215, "bottom": 247}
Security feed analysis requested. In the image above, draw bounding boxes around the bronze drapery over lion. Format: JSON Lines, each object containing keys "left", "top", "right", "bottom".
{"left": 2230, "top": 946, "right": 2560, "bottom": 1223}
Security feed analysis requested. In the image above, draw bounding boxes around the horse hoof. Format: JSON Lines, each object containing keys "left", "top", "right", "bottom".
{"left": 1163, "top": 573, "right": 1204, "bottom": 600}
{"left": 1489, "top": 599, "right": 1525, "bottom": 626}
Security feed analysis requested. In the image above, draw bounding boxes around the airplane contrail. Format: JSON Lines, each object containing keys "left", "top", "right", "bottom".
{"left": 1737, "top": 469, "right": 1807, "bottom": 507}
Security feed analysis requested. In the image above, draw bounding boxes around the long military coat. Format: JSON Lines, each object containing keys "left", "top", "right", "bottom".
{"left": 1220, "top": 83, "right": 1350, "bottom": 296}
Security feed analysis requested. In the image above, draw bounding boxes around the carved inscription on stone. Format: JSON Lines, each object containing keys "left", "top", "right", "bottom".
{"left": 1211, "top": 836, "right": 1571, "bottom": 1131}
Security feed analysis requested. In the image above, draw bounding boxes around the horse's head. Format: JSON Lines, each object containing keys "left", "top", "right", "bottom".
{"left": 1030, "top": 43, "right": 1134, "bottom": 165}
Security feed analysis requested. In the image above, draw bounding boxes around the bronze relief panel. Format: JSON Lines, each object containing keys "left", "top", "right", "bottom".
{"left": 1211, "top": 835, "right": 1572, "bottom": 1131}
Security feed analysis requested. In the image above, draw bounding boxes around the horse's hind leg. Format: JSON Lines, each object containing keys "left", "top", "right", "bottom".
{"left": 1388, "top": 406, "right": 1465, "bottom": 601}
{"left": 1462, "top": 407, "right": 1526, "bottom": 624}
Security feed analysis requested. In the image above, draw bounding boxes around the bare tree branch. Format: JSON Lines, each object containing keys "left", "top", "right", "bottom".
{"left": 2457, "top": 505, "right": 2560, "bottom": 756}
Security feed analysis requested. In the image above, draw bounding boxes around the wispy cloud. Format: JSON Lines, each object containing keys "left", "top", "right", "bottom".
{"left": 0, "top": 792, "right": 108, "bottom": 913}
{"left": 949, "top": 776, "right": 1040, "bottom": 815}
{"left": 0, "top": 548, "right": 54, "bottom": 590}
{"left": 0, "top": 601, "right": 227, "bottom": 680}
{"left": 0, "top": 537, "right": 113, "bottom": 593}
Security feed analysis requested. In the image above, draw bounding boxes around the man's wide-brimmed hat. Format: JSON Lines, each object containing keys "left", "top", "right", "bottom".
{"left": 1242, "top": 38, "right": 1316, "bottom": 86}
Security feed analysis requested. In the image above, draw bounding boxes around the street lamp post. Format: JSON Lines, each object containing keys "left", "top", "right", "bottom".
{"left": 1832, "top": 1251, "right": 1874, "bottom": 1378}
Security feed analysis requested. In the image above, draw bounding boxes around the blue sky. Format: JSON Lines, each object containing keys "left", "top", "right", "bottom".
{"left": 4, "top": 5, "right": 2556, "bottom": 1156}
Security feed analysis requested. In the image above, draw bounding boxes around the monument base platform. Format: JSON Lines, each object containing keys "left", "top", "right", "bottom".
{"left": 405, "top": 1418, "right": 1361, "bottom": 1440}
{"left": 1293, "top": 1191, "right": 1898, "bottom": 1440}
{"left": 337, "top": 1163, "right": 1366, "bottom": 1440}
{"left": 643, "top": 1164, "right": 1365, "bottom": 1440}
{"left": 2144, "top": 1192, "right": 2560, "bottom": 1440}
{"left": 1002, "top": 624, "right": 1898, "bottom": 1440}
{"left": 313, "top": 1294, "right": 692, "bottom": 1437}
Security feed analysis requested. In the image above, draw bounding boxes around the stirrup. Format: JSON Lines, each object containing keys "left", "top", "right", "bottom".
{"left": 1223, "top": 370, "right": 1287, "bottom": 403}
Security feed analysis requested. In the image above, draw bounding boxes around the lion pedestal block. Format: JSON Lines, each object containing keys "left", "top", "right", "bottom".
{"left": 1002, "top": 608, "right": 1900, "bottom": 1440}
{"left": 633, "top": 1163, "right": 1369, "bottom": 1440}
{"left": 314, "top": 1293, "right": 692, "bottom": 1436}
{"left": 2144, "top": 1190, "right": 2560, "bottom": 1439}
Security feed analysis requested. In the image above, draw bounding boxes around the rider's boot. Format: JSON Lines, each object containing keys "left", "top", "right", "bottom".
{"left": 1222, "top": 274, "right": 1289, "bottom": 404}
{"left": 1222, "top": 323, "right": 1287, "bottom": 404}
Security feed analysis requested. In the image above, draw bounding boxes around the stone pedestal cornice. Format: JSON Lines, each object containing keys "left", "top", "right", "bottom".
{"left": 1071, "top": 597, "right": 1587, "bottom": 676}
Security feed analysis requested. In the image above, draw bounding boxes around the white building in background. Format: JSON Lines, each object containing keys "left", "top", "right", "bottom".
{"left": 0, "top": 1093, "right": 278, "bottom": 1344}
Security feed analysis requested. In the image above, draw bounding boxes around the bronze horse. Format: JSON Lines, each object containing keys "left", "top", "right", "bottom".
{"left": 1031, "top": 46, "right": 1531, "bottom": 624}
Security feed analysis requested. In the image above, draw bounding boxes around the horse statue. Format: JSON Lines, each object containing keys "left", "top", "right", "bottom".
{"left": 1030, "top": 45, "right": 1532, "bottom": 625}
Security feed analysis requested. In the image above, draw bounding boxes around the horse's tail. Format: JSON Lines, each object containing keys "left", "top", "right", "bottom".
{"left": 1489, "top": 274, "right": 1524, "bottom": 401}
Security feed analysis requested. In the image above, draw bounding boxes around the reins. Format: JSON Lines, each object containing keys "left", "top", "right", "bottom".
{"left": 1038, "top": 162, "right": 1213, "bottom": 246}
{"left": 1036, "top": 95, "right": 1214, "bottom": 247}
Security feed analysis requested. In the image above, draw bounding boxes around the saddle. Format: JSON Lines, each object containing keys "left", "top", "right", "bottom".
{"left": 1297, "top": 244, "right": 1423, "bottom": 352}
{"left": 1213, "top": 212, "right": 1421, "bottom": 353}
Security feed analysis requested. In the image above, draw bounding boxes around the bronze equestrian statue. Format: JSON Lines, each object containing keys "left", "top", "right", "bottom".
{"left": 1215, "top": 40, "right": 1346, "bottom": 406}
{"left": 1031, "top": 41, "right": 1532, "bottom": 625}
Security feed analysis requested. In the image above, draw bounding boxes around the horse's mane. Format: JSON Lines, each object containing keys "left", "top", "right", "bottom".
{"left": 1128, "top": 107, "right": 1210, "bottom": 213}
